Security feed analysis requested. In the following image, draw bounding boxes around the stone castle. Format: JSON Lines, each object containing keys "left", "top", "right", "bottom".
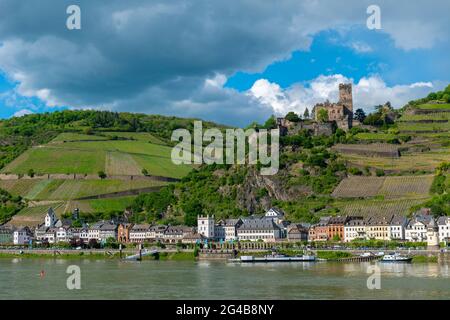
{"left": 277, "top": 83, "right": 354, "bottom": 137}
{"left": 313, "top": 83, "right": 353, "bottom": 130}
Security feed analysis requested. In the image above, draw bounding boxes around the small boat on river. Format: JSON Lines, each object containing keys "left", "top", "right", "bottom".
{"left": 229, "top": 252, "right": 316, "bottom": 263}
{"left": 379, "top": 252, "right": 412, "bottom": 263}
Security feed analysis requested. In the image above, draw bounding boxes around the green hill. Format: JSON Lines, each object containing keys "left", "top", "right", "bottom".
{"left": 0, "top": 110, "right": 227, "bottom": 224}
{"left": 1, "top": 92, "right": 449, "bottom": 227}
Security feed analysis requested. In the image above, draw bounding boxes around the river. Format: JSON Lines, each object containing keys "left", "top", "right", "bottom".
{"left": 0, "top": 258, "right": 449, "bottom": 299}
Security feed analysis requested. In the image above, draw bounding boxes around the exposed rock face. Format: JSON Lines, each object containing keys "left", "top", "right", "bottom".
{"left": 232, "top": 167, "right": 312, "bottom": 214}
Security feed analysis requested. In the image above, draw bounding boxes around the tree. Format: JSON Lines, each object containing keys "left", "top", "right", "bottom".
{"left": 27, "top": 168, "right": 35, "bottom": 178}
{"left": 332, "top": 234, "right": 341, "bottom": 242}
{"left": 182, "top": 199, "right": 203, "bottom": 226}
{"left": 98, "top": 171, "right": 107, "bottom": 179}
{"left": 285, "top": 111, "right": 300, "bottom": 122}
{"left": 263, "top": 115, "right": 277, "bottom": 129}
{"left": 317, "top": 109, "right": 329, "bottom": 122}
{"left": 354, "top": 108, "right": 366, "bottom": 122}
{"left": 303, "top": 107, "right": 310, "bottom": 119}
{"left": 141, "top": 168, "right": 149, "bottom": 176}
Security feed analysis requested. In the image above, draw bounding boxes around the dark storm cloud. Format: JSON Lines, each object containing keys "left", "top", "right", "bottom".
{"left": 0, "top": 0, "right": 448, "bottom": 125}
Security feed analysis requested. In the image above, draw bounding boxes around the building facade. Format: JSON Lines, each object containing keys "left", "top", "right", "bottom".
{"left": 237, "top": 218, "right": 282, "bottom": 242}
{"left": 344, "top": 217, "right": 366, "bottom": 242}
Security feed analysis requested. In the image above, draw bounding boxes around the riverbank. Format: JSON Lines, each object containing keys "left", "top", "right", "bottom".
{"left": 0, "top": 249, "right": 197, "bottom": 261}
{"left": 0, "top": 249, "right": 447, "bottom": 263}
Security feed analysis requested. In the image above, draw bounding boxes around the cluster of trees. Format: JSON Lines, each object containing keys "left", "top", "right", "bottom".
{"left": 284, "top": 109, "right": 311, "bottom": 122}
{"left": 0, "top": 189, "right": 24, "bottom": 224}
{"left": 281, "top": 128, "right": 348, "bottom": 149}
{"left": 362, "top": 102, "right": 396, "bottom": 126}
{"left": 408, "top": 84, "right": 450, "bottom": 105}
{"left": 130, "top": 164, "right": 249, "bottom": 225}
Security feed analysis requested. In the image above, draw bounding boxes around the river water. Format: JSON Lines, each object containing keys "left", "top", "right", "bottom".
{"left": 0, "top": 258, "right": 449, "bottom": 299}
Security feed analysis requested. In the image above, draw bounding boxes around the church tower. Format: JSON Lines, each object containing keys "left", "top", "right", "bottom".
{"left": 45, "top": 208, "right": 57, "bottom": 227}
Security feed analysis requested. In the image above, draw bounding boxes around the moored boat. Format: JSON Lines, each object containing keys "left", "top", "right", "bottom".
{"left": 380, "top": 252, "right": 412, "bottom": 263}
{"left": 229, "top": 252, "right": 316, "bottom": 263}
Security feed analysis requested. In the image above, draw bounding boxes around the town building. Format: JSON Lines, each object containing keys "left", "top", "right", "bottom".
{"left": 388, "top": 215, "right": 409, "bottom": 240}
{"left": 118, "top": 223, "right": 133, "bottom": 243}
{"left": 326, "top": 216, "right": 348, "bottom": 241}
{"left": 147, "top": 225, "right": 168, "bottom": 241}
{"left": 222, "top": 218, "right": 243, "bottom": 241}
{"left": 405, "top": 211, "right": 434, "bottom": 242}
{"left": 287, "top": 224, "right": 309, "bottom": 242}
{"left": 129, "top": 224, "right": 150, "bottom": 243}
{"left": 163, "top": 226, "right": 192, "bottom": 243}
{"left": 308, "top": 217, "right": 330, "bottom": 242}
{"left": 13, "top": 226, "right": 33, "bottom": 245}
{"left": 237, "top": 218, "right": 282, "bottom": 242}
{"left": 56, "top": 226, "right": 72, "bottom": 243}
{"left": 98, "top": 221, "right": 118, "bottom": 242}
{"left": 0, "top": 225, "right": 14, "bottom": 244}
{"left": 265, "top": 208, "right": 285, "bottom": 224}
{"left": 88, "top": 221, "right": 103, "bottom": 241}
{"left": 365, "top": 215, "right": 392, "bottom": 240}
{"left": 438, "top": 216, "right": 450, "bottom": 244}
{"left": 344, "top": 217, "right": 366, "bottom": 242}
{"left": 182, "top": 231, "right": 205, "bottom": 244}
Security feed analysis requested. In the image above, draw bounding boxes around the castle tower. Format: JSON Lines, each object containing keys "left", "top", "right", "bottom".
{"left": 197, "top": 214, "right": 215, "bottom": 239}
{"left": 427, "top": 218, "right": 440, "bottom": 249}
{"left": 338, "top": 83, "right": 353, "bottom": 113}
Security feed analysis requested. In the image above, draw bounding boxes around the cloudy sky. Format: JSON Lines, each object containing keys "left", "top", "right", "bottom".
{"left": 0, "top": 0, "right": 448, "bottom": 126}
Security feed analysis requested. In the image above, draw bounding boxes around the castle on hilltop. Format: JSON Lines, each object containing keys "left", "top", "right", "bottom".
{"left": 277, "top": 83, "right": 354, "bottom": 137}
{"left": 313, "top": 83, "right": 353, "bottom": 130}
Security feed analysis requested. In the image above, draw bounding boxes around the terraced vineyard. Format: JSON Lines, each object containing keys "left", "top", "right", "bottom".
{"left": 1, "top": 134, "right": 191, "bottom": 178}
{"left": 415, "top": 103, "right": 450, "bottom": 110}
{"left": 341, "top": 149, "right": 450, "bottom": 172}
{"left": 331, "top": 176, "right": 384, "bottom": 198}
{"left": 335, "top": 198, "right": 427, "bottom": 217}
{"left": 332, "top": 175, "right": 434, "bottom": 199}
{"left": 106, "top": 151, "right": 142, "bottom": 175}
{"left": 397, "top": 121, "right": 450, "bottom": 132}
{"left": 399, "top": 112, "right": 450, "bottom": 122}
{"left": 354, "top": 132, "right": 396, "bottom": 141}
{"left": 332, "top": 143, "right": 399, "bottom": 157}
{"left": 0, "top": 179, "right": 38, "bottom": 196}
{"left": 378, "top": 175, "right": 434, "bottom": 198}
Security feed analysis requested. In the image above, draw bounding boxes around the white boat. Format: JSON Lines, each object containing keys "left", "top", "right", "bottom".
{"left": 380, "top": 252, "right": 412, "bottom": 263}
{"left": 229, "top": 253, "right": 316, "bottom": 263}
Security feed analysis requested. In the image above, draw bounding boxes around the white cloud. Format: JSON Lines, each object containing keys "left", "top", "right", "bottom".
{"left": 247, "top": 74, "right": 445, "bottom": 116}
